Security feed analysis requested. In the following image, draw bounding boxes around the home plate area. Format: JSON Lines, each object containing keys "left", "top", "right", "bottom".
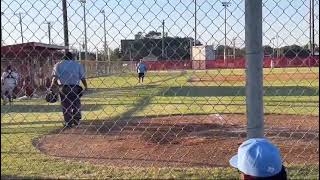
{"left": 34, "top": 114, "right": 319, "bottom": 168}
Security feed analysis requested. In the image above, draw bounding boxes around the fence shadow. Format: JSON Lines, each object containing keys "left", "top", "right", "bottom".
{"left": 1, "top": 175, "right": 56, "bottom": 180}
{"left": 1, "top": 104, "right": 103, "bottom": 113}
{"left": 161, "top": 86, "right": 319, "bottom": 97}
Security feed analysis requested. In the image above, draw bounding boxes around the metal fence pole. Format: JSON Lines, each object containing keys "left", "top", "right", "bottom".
{"left": 245, "top": 0, "right": 264, "bottom": 138}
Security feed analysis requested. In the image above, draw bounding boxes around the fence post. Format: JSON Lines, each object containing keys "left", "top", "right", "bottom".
{"left": 245, "top": 0, "right": 264, "bottom": 138}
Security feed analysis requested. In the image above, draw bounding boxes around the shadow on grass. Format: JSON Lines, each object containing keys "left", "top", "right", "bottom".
{"left": 161, "top": 86, "right": 319, "bottom": 97}
{"left": 1, "top": 126, "right": 62, "bottom": 134}
{"left": 84, "top": 85, "right": 159, "bottom": 98}
{"left": 86, "top": 71, "right": 187, "bottom": 97}
{"left": 1, "top": 104, "right": 104, "bottom": 113}
{"left": 1, "top": 175, "right": 55, "bottom": 180}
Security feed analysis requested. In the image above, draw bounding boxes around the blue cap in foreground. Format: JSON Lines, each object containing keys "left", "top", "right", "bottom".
{"left": 229, "top": 138, "right": 283, "bottom": 177}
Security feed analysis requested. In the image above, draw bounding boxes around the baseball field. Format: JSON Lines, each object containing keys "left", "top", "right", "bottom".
{"left": 1, "top": 67, "right": 319, "bottom": 179}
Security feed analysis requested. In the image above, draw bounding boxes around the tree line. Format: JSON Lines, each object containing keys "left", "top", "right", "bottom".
{"left": 87, "top": 31, "right": 319, "bottom": 61}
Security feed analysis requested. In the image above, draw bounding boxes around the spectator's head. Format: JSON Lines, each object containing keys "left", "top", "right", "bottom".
{"left": 6, "top": 65, "right": 12, "bottom": 72}
{"left": 230, "top": 138, "right": 287, "bottom": 180}
{"left": 64, "top": 52, "right": 74, "bottom": 60}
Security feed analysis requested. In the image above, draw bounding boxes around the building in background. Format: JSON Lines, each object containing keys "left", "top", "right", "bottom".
{"left": 121, "top": 37, "right": 194, "bottom": 61}
{"left": 192, "top": 45, "right": 216, "bottom": 61}
{"left": 191, "top": 45, "right": 216, "bottom": 70}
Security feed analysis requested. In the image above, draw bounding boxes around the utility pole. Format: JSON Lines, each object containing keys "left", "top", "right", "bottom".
{"left": 190, "top": 38, "right": 193, "bottom": 60}
{"left": 107, "top": 42, "right": 110, "bottom": 61}
{"left": 101, "top": 10, "right": 107, "bottom": 62}
{"left": 80, "top": 0, "right": 88, "bottom": 61}
{"left": 271, "top": 37, "right": 275, "bottom": 68}
{"left": 44, "top": 21, "right": 52, "bottom": 44}
{"left": 79, "top": 44, "right": 82, "bottom": 61}
{"left": 62, "top": 0, "right": 69, "bottom": 52}
{"left": 276, "top": 34, "right": 280, "bottom": 58}
{"left": 222, "top": 2, "right": 231, "bottom": 64}
{"left": 14, "top": 12, "right": 24, "bottom": 43}
{"left": 162, "top": 20, "right": 165, "bottom": 59}
{"left": 233, "top": 37, "right": 236, "bottom": 60}
{"left": 310, "top": 0, "right": 315, "bottom": 56}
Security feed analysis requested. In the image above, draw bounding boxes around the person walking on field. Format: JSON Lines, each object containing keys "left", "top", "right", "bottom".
{"left": 136, "top": 59, "right": 147, "bottom": 84}
{"left": 50, "top": 52, "right": 88, "bottom": 128}
{"left": 1, "top": 65, "right": 19, "bottom": 105}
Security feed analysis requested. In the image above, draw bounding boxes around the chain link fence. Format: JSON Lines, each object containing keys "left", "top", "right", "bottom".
{"left": 1, "top": 0, "right": 319, "bottom": 179}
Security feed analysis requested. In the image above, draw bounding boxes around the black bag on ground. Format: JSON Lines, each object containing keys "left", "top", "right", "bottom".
{"left": 45, "top": 91, "right": 59, "bottom": 103}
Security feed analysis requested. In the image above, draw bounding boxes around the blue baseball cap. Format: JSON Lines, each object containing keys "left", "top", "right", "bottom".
{"left": 229, "top": 138, "right": 283, "bottom": 177}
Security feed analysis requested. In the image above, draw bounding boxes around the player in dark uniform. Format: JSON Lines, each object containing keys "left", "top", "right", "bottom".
{"left": 136, "top": 60, "right": 147, "bottom": 84}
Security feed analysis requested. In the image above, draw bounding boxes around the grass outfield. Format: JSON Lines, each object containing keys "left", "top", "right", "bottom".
{"left": 1, "top": 67, "right": 319, "bottom": 179}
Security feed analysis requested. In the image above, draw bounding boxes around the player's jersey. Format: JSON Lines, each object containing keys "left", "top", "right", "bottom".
{"left": 137, "top": 63, "right": 147, "bottom": 73}
{"left": 1, "top": 71, "right": 19, "bottom": 86}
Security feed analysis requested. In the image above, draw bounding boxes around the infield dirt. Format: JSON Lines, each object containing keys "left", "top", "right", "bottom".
{"left": 34, "top": 114, "right": 319, "bottom": 168}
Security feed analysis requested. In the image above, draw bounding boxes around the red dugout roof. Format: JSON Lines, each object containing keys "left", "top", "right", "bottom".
{"left": 1, "top": 42, "right": 67, "bottom": 59}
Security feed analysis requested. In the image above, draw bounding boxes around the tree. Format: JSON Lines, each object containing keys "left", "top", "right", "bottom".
{"left": 282, "top": 45, "right": 310, "bottom": 58}
{"left": 145, "top": 31, "right": 162, "bottom": 39}
{"left": 134, "top": 32, "right": 143, "bottom": 40}
{"left": 264, "top": 45, "right": 274, "bottom": 57}
{"left": 110, "top": 48, "right": 121, "bottom": 61}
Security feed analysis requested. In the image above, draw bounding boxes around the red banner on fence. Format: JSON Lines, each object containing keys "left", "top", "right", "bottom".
{"left": 144, "top": 57, "right": 319, "bottom": 71}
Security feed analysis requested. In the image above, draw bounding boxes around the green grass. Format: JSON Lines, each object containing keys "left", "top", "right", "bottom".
{"left": 1, "top": 67, "right": 319, "bottom": 179}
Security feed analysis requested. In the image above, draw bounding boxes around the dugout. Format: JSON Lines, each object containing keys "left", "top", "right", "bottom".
{"left": 1, "top": 42, "right": 67, "bottom": 95}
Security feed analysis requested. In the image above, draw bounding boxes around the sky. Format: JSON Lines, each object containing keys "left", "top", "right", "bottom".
{"left": 1, "top": 0, "right": 319, "bottom": 52}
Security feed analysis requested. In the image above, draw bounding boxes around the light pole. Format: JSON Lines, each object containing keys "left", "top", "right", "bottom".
{"left": 271, "top": 38, "right": 275, "bottom": 57}
{"left": 276, "top": 34, "right": 279, "bottom": 58}
{"left": 80, "top": 0, "right": 88, "bottom": 61}
{"left": 309, "top": 0, "right": 315, "bottom": 56}
{"left": 129, "top": 44, "right": 133, "bottom": 61}
{"left": 232, "top": 37, "right": 236, "bottom": 60}
{"left": 271, "top": 37, "right": 275, "bottom": 68}
{"left": 62, "top": 0, "right": 69, "bottom": 52}
{"left": 190, "top": 38, "right": 193, "bottom": 60}
{"left": 14, "top": 12, "right": 24, "bottom": 43}
{"left": 44, "top": 21, "right": 52, "bottom": 44}
{"left": 162, "top": 20, "right": 165, "bottom": 59}
{"left": 222, "top": 2, "right": 230, "bottom": 64}
{"left": 79, "top": 43, "right": 82, "bottom": 61}
{"left": 100, "top": 10, "right": 107, "bottom": 62}
{"left": 107, "top": 42, "right": 110, "bottom": 62}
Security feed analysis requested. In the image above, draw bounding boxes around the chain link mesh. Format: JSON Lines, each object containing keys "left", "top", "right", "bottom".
{"left": 1, "top": 0, "right": 319, "bottom": 179}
